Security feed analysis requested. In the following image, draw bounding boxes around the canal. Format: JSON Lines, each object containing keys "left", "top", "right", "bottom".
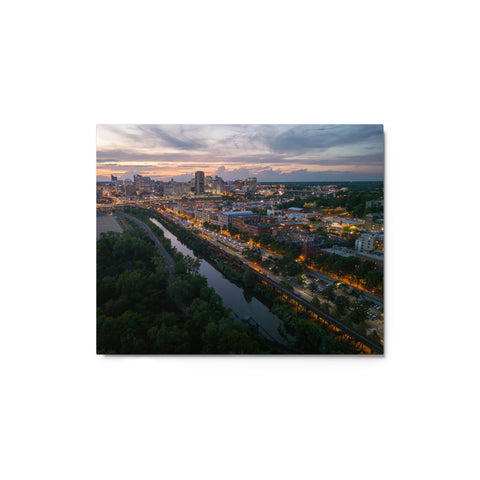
{"left": 150, "top": 218, "right": 286, "bottom": 344}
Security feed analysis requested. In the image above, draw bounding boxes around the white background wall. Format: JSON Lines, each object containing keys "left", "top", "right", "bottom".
{"left": 1, "top": 1, "right": 478, "bottom": 479}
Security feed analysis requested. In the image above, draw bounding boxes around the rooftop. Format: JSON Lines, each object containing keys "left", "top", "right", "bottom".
{"left": 221, "top": 211, "right": 254, "bottom": 216}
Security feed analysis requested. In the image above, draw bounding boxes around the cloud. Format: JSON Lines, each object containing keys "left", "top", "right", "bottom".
{"left": 96, "top": 124, "right": 384, "bottom": 181}
{"left": 301, "top": 152, "right": 384, "bottom": 166}
{"left": 267, "top": 125, "right": 383, "bottom": 153}
{"left": 137, "top": 125, "right": 205, "bottom": 150}
{"left": 208, "top": 166, "right": 381, "bottom": 183}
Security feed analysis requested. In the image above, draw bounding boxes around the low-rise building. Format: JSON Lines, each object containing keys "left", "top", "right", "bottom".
{"left": 356, "top": 250, "right": 384, "bottom": 266}
{"left": 287, "top": 207, "right": 304, "bottom": 213}
{"left": 365, "top": 213, "right": 384, "bottom": 232}
{"left": 231, "top": 217, "right": 273, "bottom": 236}
{"left": 216, "top": 211, "right": 254, "bottom": 228}
{"left": 355, "top": 233, "right": 384, "bottom": 252}
{"left": 366, "top": 199, "right": 384, "bottom": 208}
{"left": 195, "top": 209, "right": 219, "bottom": 224}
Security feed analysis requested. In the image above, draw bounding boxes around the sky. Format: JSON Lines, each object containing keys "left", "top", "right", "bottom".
{"left": 96, "top": 124, "right": 384, "bottom": 182}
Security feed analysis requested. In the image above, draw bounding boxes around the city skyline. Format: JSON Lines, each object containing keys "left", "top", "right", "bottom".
{"left": 97, "top": 124, "right": 384, "bottom": 183}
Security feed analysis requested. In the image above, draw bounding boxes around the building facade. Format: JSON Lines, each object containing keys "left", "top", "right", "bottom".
{"left": 355, "top": 233, "right": 384, "bottom": 252}
{"left": 195, "top": 171, "right": 205, "bottom": 195}
{"left": 216, "top": 211, "right": 254, "bottom": 228}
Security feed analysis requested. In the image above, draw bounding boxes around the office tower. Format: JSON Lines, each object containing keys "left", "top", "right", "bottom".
{"left": 133, "top": 174, "right": 154, "bottom": 193}
{"left": 195, "top": 171, "right": 205, "bottom": 195}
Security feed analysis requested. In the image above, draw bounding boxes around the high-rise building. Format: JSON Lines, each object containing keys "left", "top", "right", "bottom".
{"left": 133, "top": 174, "right": 154, "bottom": 193}
{"left": 195, "top": 171, "right": 205, "bottom": 195}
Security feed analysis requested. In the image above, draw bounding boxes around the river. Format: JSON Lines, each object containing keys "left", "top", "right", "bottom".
{"left": 150, "top": 218, "right": 286, "bottom": 344}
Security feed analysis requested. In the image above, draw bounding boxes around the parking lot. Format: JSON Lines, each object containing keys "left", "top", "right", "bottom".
{"left": 96, "top": 214, "right": 123, "bottom": 239}
{"left": 198, "top": 227, "right": 246, "bottom": 252}
{"left": 195, "top": 223, "right": 384, "bottom": 340}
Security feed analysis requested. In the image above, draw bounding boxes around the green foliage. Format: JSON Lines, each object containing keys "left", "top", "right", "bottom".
{"left": 202, "top": 317, "right": 265, "bottom": 354}
{"left": 352, "top": 203, "right": 365, "bottom": 218}
{"left": 345, "top": 301, "right": 370, "bottom": 324}
{"left": 322, "top": 286, "right": 336, "bottom": 302}
{"left": 253, "top": 234, "right": 302, "bottom": 260}
{"left": 242, "top": 269, "right": 257, "bottom": 289}
{"left": 320, "top": 302, "right": 330, "bottom": 314}
{"left": 280, "top": 280, "right": 294, "bottom": 291}
{"left": 334, "top": 295, "right": 351, "bottom": 316}
{"left": 272, "top": 303, "right": 355, "bottom": 354}
{"left": 344, "top": 189, "right": 383, "bottom": 218}
{"left": 97, "top": 223, "right": 270, "bottom": 354}
{"left": 174, "top": 254, "right": 201, "bottom": 275}
{"left": 273, "top": 256, "right": 303, "bottom": 277}
{"left": 356, "top": 321, "right": 367, "bottom": 335}
{"left": 368, "top": 329, "right": 381, "bottom": 343}
{"left": 203, "top": 221, "right": 221, "bottom": 233}
{"left": 307, "top": 251, "right": 383, "bottom": 295}
{"left": 297, "top": 274, "right": 307, "bottom": 286}
{"left": 117, "top": 208, "right": 374, "bottom": 355}
{"left": 242, "top": 247, "right": 262, "bottom": 263}
{"left": 228, "top": 225, "right": 240, "bottom": 236}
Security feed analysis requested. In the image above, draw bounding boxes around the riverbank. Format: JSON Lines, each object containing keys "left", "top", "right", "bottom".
{"left": 148, "top": 216, "right": 288, "bottom": 346}
{"left": 97, "top": 217, "right": 275, "bottom": 354}
{"left": 133, "top": 209, "right": 370, "bottom": 354}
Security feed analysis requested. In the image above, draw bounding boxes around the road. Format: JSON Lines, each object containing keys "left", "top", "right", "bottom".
{"left": 196, "top": 227, "right": 383, "bottom": 307}
{"left": 121, "top": 213, "right": 175, "bottom": 283}
{"left": 141, "top": 208, "right": 383, "bottom": 307}
{"left": 193, "top": 224, "right": 383, "bottom": 353}
{"left": 251, "top": 245, "right": 383, "bottom": 307}
{"left": 304, "top": 268, "right": 384, "bottom": 307}
{"left": 133, "top": 208, "right": 384, "bottom": 353}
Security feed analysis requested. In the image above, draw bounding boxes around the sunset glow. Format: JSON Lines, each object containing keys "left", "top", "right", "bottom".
{"left": 97, "top": 124, "right": 384, "bottom": 182}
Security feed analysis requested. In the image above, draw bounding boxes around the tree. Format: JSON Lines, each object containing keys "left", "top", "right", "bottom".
{"left": 365, "top": 270, "right": 383, "bottom": 291}
{"left": 242, "top": 247, "right": 262, "bottom": 263}
{"left": 320, "top": 302, "right": 330, "bottom": 314}
{"left": 297, "top": 274, "right": 307, "bottom": 286}
{"left": 322, "top": 286, "right": 336, "bottom": 302}
{"left": 184, "top": 255, "right": 201, "bottom": 275}
{"left": 334, "top": 295, "right": 351, "bottom": 316}
{"left": 368, "top": 330, "right": 381, "bottom": 343}
{"left": 352, "top": 204, "right": 365, "bottom": 218}
{"left": 346, "top": 301, "right": 369, "bottom": 324}
{"left": 242, "top": 269, "right": 256, "bottom": 289}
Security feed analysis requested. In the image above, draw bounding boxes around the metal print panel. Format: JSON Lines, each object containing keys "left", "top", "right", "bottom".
{"left": 96, "top": 125, "right": 384, "bottom": 354}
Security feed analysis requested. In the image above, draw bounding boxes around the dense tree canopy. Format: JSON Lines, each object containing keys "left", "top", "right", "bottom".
{"left": 97, "top": 228, "right": 272, "bottom": 354}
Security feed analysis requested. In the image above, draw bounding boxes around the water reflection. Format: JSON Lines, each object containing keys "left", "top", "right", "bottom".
{"left": 150, "top": 218, "right": 285, "bottom": 344}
